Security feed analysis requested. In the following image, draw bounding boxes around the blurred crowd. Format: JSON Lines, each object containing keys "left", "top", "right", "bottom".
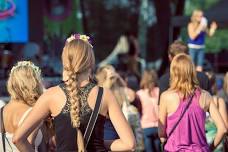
{"left": 0, "top": 9, "right": 228, "bottom": 152}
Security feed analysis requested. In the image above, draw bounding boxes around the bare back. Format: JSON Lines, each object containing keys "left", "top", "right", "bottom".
{"left": 12, "top": 81, "right": 136, "bottom": 152}
{"left": 161, "top": 89, "right": 211, "bottom": 116}
{"left": 3, "top": 101, "right": 31, "bottom": 133}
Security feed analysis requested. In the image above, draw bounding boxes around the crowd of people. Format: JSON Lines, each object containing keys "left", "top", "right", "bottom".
{"left": 0, "top": 9, "right": 228, "bottom": 152}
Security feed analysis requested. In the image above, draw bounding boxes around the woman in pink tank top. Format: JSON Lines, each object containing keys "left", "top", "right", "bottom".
{"left": 137, "top": 70, "right": 160, "bottom": 152}
{"left": 159, "top": 54, "right": 227, "bottom": 152}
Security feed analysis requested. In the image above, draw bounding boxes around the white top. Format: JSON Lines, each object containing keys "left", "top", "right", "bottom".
{"left": 0, "top": 108, "right": 43, "bottom": 152}
{"left": 0, "top": 100, "right": 5, "bottom": 108}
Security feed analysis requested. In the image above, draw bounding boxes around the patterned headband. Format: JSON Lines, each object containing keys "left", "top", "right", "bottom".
{"left": 10, "top": 61, "right": 41, "bottom": 76}
{"left": 66, "top": 34, "right": 93, "bottom": 48}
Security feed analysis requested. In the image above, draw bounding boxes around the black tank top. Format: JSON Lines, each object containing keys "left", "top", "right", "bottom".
{"left": 53, "top": 82, "right": 107, "bottom": 152}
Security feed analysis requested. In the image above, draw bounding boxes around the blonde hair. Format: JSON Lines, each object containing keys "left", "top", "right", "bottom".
{"left": 140, "top": 70, "right": 158, "bottom": 90}
{"left": 96, "top": 65, "right": 126, "bottom": 106}
{"left": 62, "top": 38, "right": 95, "bottom": 151}
{"left": 95, "top": 65, "right": 115, "bottom": 87}
{"left": 7, "top": 61, "right": 43, "bottom": 106}
{"left": 170, "top": 54, "right": 199, "bottom": 98}
{"left": 223, "top": 72, "right": 228, "bottom": 95}
{"left": 191, "top": 9, "right": 203, "bottom": 23}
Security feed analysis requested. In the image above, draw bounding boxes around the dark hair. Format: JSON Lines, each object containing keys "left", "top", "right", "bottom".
{"left": 168, "top": 40, "right": 188, "bottom": 58}
{"left": 206, "top": 71, "right": 217, "bottom": 95}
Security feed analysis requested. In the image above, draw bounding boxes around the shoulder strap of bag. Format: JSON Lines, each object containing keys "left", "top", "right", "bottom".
{"left": 166, "top": 89, "right": 196, "bottom": 139}
{"left": 84, "top": 87, "right": 103, "bottom": 147}
{"left": 1, "top": 106, "right": 6, "bottom": 152}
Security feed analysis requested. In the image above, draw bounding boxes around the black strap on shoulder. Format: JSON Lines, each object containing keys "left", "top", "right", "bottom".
{"left": 84, "top": 87, "right": 103, "bottom": 147}
{"left": 1, "top": 106, "right": 6, "bottom": 152}
{"left": 166, "top": 89, "right": 196, "bottom": 140}
{"left": 59, "top": 83, "right": 70, "bottom": 101}
{"left": 59, "top": 83, "right": 67, "bottom": 94}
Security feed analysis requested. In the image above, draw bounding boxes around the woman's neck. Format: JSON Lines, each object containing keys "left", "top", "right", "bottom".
{"left": 9, "top": 99, "right": 29, "bottom": 106}
{"left": 78, "top": 72, "right": 91, "bottom": 87}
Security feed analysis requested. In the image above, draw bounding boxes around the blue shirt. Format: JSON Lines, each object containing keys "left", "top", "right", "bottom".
{"left": 188, "top": 31, "right": 206, "bottom": 46}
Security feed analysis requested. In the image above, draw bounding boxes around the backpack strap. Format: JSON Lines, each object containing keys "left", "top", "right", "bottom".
{"left": 84, "top": 87, "right": 103, "bottom": 147}
{"left": 1, "top": 106, "right": 6, "bottom": 152}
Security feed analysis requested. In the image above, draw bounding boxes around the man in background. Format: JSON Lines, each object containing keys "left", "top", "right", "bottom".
{"left": 158, "top": 40, "right": 210, "bottom": 104}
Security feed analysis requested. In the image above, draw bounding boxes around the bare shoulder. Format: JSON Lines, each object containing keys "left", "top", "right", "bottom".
{"left": 160, "top": 90, "right": 177, "bottom": 105}
{"left": 5, "top": 101, "right": 30, "bottom": 117}
{"left": 87, "top": 85, "right": 102, "bottom": 105}
{"left": 188, "top": 22, "right": 194, "bottom": 28}
{"left": 199, "top": 89, "right": 212, "bottom": 110}
{"left": 200, "top": 89, "right": 212, "bottom": 99}
{"left": 37, "top": 85, "right": 64, "bottom": 107}
{"left": 44, "top": 86, "right": 61, "bottom": 95}
{"left": 4, "top": 101, "right": 31, "bottom": 131}
{"left": 42, "top": 86, "right": 63, "bottom": 99}
{"left": 102, "top": 87, "right": 116, "bottom": 105}
{"left": 103, "top": 87, "right": 113, "bottom": 101}
{"left": 161, "top": 90, "right": 176, "bottom": 100}
{"left": 87, "top": 86, "right": 108, "bottom": 116}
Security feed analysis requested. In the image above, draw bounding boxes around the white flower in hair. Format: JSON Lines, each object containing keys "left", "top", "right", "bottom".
{"left": 66, "top": 35, "right": 76, "bottom": 43}
{"left": 10, "top": 61, "right": 41, "bottom": 75}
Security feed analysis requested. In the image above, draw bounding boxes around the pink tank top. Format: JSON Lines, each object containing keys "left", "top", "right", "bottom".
{"left": 137, "top": 88, "right": 159, "bottom": 128}
{"left": 165, "top": 89, "right": 210, "bottom": 152}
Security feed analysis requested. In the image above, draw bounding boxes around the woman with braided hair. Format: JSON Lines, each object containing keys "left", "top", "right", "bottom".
{"left": 13, "top": 34, "right": 135, "bottom": 152}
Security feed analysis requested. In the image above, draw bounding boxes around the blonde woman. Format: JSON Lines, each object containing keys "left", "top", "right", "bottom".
{"left": 0, "top": 61, "right": 45, "bottom": 152}
{"left": 159, "top": 54, "right": 226, "bottom": 151}
{"left": 188, "top": 9, "right": 217, "bottom": 71}
{"left": 96, "top": 65, "right": 125, "bottom": 140}
{"left": 96, "top": 65, "right": 144, "bottom": 151}
{"left": 13, "top": 34, "right": 135, "bottom": 152}
{"left": 136, "top": 70, "right": 160, "bottom": 152}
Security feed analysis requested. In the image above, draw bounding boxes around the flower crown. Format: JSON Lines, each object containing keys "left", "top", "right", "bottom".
{"left": 10, "top": 61, "right": 41, "bottom": 75}
{"left": 66, "top": 34, "right": 93, "bottom": 48}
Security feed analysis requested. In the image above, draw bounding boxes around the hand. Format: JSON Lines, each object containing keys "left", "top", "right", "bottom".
{"left": 200, "top": 17, "right": 208, "bottom": 28}
{"left": 210, "top": 21, "right": 218, "bottom": 31}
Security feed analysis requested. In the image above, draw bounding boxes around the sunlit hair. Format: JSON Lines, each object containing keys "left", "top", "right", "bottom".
{"left": 223, "top": 72, "right": 228, "bottom": 95}
{"left": 170, "top": 54, "right": 199, "bottom": 97}
{"left": 7, "top": 61, "right": 43, "bottom": 106}
{"left": 96, "top": 65, "right": 126, "bottom": 106}
{"left": 140, "top": 70, "right": 158, "bottom": 90}
{"left": 95, "top": 65, "right": 115, "bottom": 87}
{"left": 62, "top": 37, "right": 95, "bottom": 151}
{"left": 191, "top": 9, "right": 203, "bottom": 23}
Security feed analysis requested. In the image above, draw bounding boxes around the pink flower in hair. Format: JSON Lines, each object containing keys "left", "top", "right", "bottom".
{"left": 66, "top": 34, "right": 93, "bottom": 48}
